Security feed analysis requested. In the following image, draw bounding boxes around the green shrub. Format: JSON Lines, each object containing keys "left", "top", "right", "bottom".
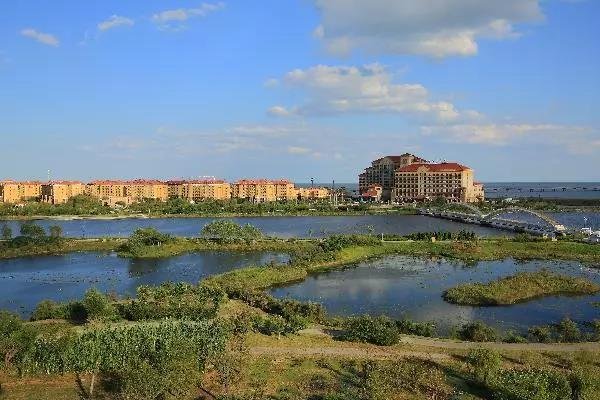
{"left": 252, "top": 314, "right": 307, "bottom": 337}
{"left": 571, "top": 365, "right": 600, "bottom": 400}
{"left": 362, "top": 358, "right": 454, "bottom": 400}
{"left": 466, "top": 348, "right": 502, "bottom": 384}
{"left": 555, "top": 318, "right": 582, "bottom": 343}
{"left": 83, "top": 289, "right": 119, "bottom": 322}
{"left": 457, "top": 321, "right": 498, "bottom": 342}
{"left": 201, "top": 220, "right": 263, "bottom": 244}
{"left": 528, "top": 325, "right": 553, "bottom": 343}
{"left": 492, "top": 368, "right": 571, "bottom": 400}
{"left": 503, "top": 330, "right": 528, "bottom": 343}
{"left": 0, "top": 311, "right": 38, "bottom": 373}
{"left": 117, "top": 282, "right": 225, "bottom": 321}
{"left": 341, "top": 315, "right": 400, "bottom": 346}
{"left": 31, "top": 300, "right": 65, "bottom": 321}
{"left": 319, "top": 234, "right": 381, "bottom": 252}
{"left": 395, "top": 319, "right": 435, "bottom": 337}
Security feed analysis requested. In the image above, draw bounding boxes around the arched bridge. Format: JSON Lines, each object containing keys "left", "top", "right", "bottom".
{"left": 422, "top": 206, "right": 567, "bottom": 235}
{"left": 482, "top": 207, "right": 564, "bottom": 231}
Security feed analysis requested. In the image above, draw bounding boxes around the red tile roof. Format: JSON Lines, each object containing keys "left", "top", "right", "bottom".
{"left": 397, "top": 162, "right": 471, "bottom": 173}
{"left": 235, "top": 179, "right": 293, "bottom": 185}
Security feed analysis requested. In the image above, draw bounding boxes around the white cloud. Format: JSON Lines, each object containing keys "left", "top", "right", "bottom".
{"left": 268, "top": 63, "right": 475, "bottom": 122}
{"left": 287, "top": 146, "right": 311, "bottom": 155}
{"left": 20, "top": 28, "right": 59, "bottom": 47}
{"left": 313, "top": 0, "right": 543, "bottom": 58}
{"left": 152, "top": 2, "right": 225, "bottom": 27}
{"left": 98, "top": 15, "right": 135, "bottom": 32}
{"left": 421, "top": 123, "right": 599, "bottom": 154}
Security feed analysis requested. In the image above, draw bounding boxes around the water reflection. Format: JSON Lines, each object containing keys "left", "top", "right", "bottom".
{"left": 0, "top": 251, "right": 289, "bottom": 317}
{"left": 270, "top": 256, "right": 600, "bottom": 334}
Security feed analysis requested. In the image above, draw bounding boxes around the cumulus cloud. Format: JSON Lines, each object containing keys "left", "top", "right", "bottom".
{"left": 98, "top": 15, "right": 135, "bottom": 31}
{"left": 421, "top": 123, "right": 599, "bottom": 154}
{"left": 20, "top": 28, "right": 59, "bottom": 47}
{"left": 313, "top": 0, "right": 543, "bottom": 58}
{"left": 152, "top": 2, "right": 225, "bottom": 27}
{"left": 268, "top": 63, "right": 476, "bottom": 122}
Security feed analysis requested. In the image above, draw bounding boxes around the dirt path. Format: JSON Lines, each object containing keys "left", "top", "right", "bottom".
{"left": 400, "top": 336, "right": 600, "bottom": 352}
{"left": 249, "top": 329, "right": 600, "bottom": 360}
{"left": 249, "top": 345, "right": 451, "bottom": 361}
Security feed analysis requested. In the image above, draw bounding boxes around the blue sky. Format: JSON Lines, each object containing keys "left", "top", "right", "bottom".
{"left": 1, "top": 0, "right": 599, "bottom": 182}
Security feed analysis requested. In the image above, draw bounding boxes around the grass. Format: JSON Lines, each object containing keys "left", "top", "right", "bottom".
{"left": 0, "top": 238, "right": 122, "bottom": 259}
{"left": 115, "top": 237, "right": 309, "bottom": 259}
{"left": 443, "top": 270, "right": 600, "bottom": 306}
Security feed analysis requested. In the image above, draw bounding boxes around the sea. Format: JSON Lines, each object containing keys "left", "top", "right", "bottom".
{"left": 298, "top": 182, "right": 600, "bottom": 200}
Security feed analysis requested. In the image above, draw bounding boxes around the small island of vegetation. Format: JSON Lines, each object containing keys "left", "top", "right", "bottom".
{"left": 443, "top": 270, "right": 600, "bottom": 306}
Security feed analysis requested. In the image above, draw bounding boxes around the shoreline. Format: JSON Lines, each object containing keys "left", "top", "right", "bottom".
{"left": 1, "top": 207, "right": 599, "bottom": 221}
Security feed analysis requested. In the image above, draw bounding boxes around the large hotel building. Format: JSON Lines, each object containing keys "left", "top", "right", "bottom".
{"left": 0, "top": 178, "right": 330, "bottom": 205}
{"left": 359, "top": 154, "right": 484, "bottom": 203}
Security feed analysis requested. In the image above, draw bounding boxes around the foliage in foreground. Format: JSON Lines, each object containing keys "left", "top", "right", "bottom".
{"left": 1, "top": 317, "right": 227, "bottom": 399}
{"left": 465, "top": 348, "right": 592, "bottom": 400}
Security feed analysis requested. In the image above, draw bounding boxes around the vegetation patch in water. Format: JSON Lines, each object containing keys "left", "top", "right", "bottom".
{"left": 443, "top": 270, "right": 600, "bottom": 306}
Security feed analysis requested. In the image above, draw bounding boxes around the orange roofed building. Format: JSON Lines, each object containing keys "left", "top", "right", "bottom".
{"left": 0, "top": 180, "right": 43, "bottom": 203}
{"left": 166, "top": 179, "right": 231, "bottom": 202}
{"left": 394, "top": 162, "right": 484, "bottom": 203}
{"left": 41, "top": 181, "right": 85, "bottom": 204}
{"left": 359, "top": 154, "right": 428, "bottom": 201}
{"left": 232, "top": 179, "right": 297, "bottom": 203}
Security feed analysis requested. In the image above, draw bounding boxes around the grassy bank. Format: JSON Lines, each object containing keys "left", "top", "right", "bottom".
{"left": 0, "top": 238, "right": 122, "bottom": 259}
{"left": 116, "top": 237, "right": 307, "bottom": 258}
{"left": 443, "top": 270, "right": 600, "bottom": 306}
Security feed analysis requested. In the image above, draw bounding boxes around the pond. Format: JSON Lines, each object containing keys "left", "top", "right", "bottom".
{"left": 270, "top": 256, "right": 600, "bottom": 335}
{"left": 0, "top": 251, "right": 289, "bottom": 317}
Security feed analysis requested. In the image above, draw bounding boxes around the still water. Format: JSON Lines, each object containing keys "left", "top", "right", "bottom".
{"left": 271, "top": 256, "right": 600, "bottom": 334}
{"left": 0, "top": 251, "right": 289, "bottom": 316}
{"left": 0, "top": 215, "right": 520, "bottom": 238}
{"left": 2, "top": 214, "right": 598, "bottom": 239}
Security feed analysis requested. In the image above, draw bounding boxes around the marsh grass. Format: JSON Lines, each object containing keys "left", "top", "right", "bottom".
{"left": 443, "top": 270, "right": 600, "bottom": 306}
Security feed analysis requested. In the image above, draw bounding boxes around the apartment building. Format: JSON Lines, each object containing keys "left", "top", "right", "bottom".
{"left": 359, "top": 154, "right": 427, "bottom": 201}
{"left": 297, "top": 187, "right": 330, "bottom": 200}
{"left": 166, "top": 180, "right": 231, "bottom": 202}
{"left": 393, "top": 162, "right": 484, "bottom": 203}
{"left": 123, "top": 180, "right": 169, "bottom": 202}
{"left": 0, "top": 180, "right": 42, "bottom": 203}
{"left": 41, "top": 181, "right": 85, "bottom": 204}
{"left": 232, "top": 179, "right": 296, "bottom": 203}
{"left": 85, "top": 181, "right": 130, "bottom": 206}
{"left": 274, "top": 180, "right": 298, "bottom": 201}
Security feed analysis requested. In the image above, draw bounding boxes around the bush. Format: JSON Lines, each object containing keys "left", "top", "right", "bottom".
{"left": 503, "top": 330, "right": 528, "bottom": 343}
{"left": 492, "top": 368, "right": 571, "bottom": 400}
{"left": 252, "top": 313, "right": 308, "bottom": 337}
{"left": 528, "top": 325, "right": 553, "bottom": 343}
{"left": 319, "top": 234, "right": 381, "bottom": 252}
{"left": 19, "top": 221, "right": 46, "bottom": 239}
{"left": 555, "top": 318, "right": 581, "bottom": 343}
{"left": 341, "top": 315, "right": 400, "bottom": 346}
{"left": 117, "top": 282, "right": 225, "bottom": 321}
{"left": 362, "top": 359, "right": 454, "bottom": 400}
{"left": 0, "top": 311, "right": 38, "bottom": 373}
{"left": 457, "top": 321, "right": 498, "bottom": 342}
{"left": 395, "top": 319, "right": 435, "bottom": 337}
{"left": 467, "top": 348, "right": 502, "bottom": 384}
{"left": 31, "top": 300, "right": 65, "bottom": 321}
{"left": 82, "top": 289, "right": 119, "bottom": 322}
{"left": 201, "top": 220, "right": 263, "bottom": 244}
